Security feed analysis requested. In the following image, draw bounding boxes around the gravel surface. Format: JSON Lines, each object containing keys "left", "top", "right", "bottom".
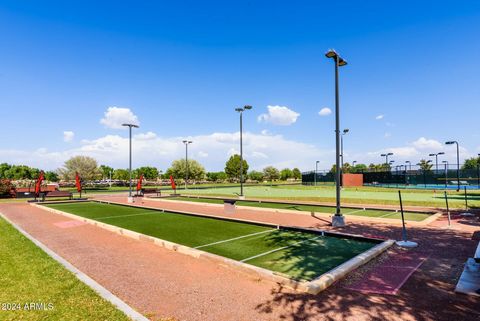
{"left": 1, "top": 197, "right": 479, "bottom": 321}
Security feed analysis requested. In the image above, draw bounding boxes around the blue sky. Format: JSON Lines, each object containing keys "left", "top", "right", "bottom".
{"left": 1, "top": 1, "right": 479, "bottom": 171}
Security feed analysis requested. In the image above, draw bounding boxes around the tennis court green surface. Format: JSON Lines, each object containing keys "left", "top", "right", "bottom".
{"left": 169, "top": 196, "right": 432, "bottom": 222}
{"left": 42, "top": 201, "right": 378, "bottom": 281}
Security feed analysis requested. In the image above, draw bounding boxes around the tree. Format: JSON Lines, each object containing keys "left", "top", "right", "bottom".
{"left": 135, "top": 166, "right": 159, "bottom": 180}
{"left": 113, "top": 169, "right": 129, "bottom": 181}
{"left": 352, "top": 163, "right": 367, "bottom": 173}
{"left": 0, "top": 163, "right": 11, "bottom": 179}
{"left": 224, "top": 154, "right": 249, "bottom": 182}
{"left": 342, "top": 162, "right": 352, "bottom": 174}
{"left": 206, "top": 172, "right": 227, "bottom": 182}
{"left": 4, "top": 165, "right": 38, "bottom": 180}
{"left": 44, "top": 171, "right": 59, "bottom": 182}
{"left": 462, "top": 157, "right": 480, "bottom": 170}
{"left": 99, "top": 165, "right": 114, "bottom": 179}
{"left": 167, "top": 159, "right": 206, "bottom": 181}
{"left": 58, "top": 156, "right": 101, "bottom": 181}
{"left": 418, "top": 159, "right": 433, "bottom": 171}
{"left": 248, "top": 170, "right": 264, "bottom": 182}
{"left": 263, "top": 166, "right": 279, "bottom": 182}
{"left": 292, "top": 168, "right": 302, "bottom": 180}
{"left": 279, "top": 168, "right": 293, "bottom": 181}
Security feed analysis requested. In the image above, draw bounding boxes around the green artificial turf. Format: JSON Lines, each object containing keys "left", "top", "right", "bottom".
{"left": 43, "top": 202, "right": 377, "bottom": 281}
{"left": 0, "top": 216, "right": 131, "bottom": 321}
{"left": 170, "top": 196, "right": 432, "bottom": 222}
{"left": 179, "top": 184, "right": 480, "bottom": 208}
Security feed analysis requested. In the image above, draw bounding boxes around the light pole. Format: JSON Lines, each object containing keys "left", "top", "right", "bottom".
{"left": 442, "top": 160, "right": 449, "bottom": 189}
{"left": 235, "top": 105, "right": 252, "bottom": 198}
{"left": 381, "top": 152, "right": 393, "bottom": 165}
{"left": 182, "top": 140, "right": 192, "bottom": 189}
{"left": 429, "top": 152, "right": 445, "bottom": 173}
{"left": 314, "top": 160, "right": 320, "bottom": 186}
{"left": 445, "top": 141, "right": 460, "bottom": 191}
{"left": 340, "top": 129, "right": 349, "bottom": 169}
{"left": 326, "top": 49, "right": 347, "bottom": 227}
{"left": 478, "top": 154, "right": 480, "bottom": 188}
{"left": 405, "top": 160, "right": 411, "bottom": 171}
{"left": 122, "top": 123, "right": 139, "bottom": 202}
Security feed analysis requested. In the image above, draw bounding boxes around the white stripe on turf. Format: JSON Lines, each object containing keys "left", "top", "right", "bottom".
{"left": 378, "top": 211, "right": 397, "bottom": 218}
{"left": 194, "top": 229, "right": 275, "bottom": 249}
{"left": 343, "top": 208, "right": 366, "bottom": 215}
{"left": 240, "top": 235, "right": 321, "bottom": 263}
{"left": 94, "top": 211, "right": 159, "bottom": 220}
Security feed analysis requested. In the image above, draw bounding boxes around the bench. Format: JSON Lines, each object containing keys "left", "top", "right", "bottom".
{"left": 450, "top": 180, "right": 470, "bottom": 185}
{"left": 42, "top": 190, "right": 73, "bottom": 201}
{"left": 140, "top": 188, "right": 161, "bottom": 197}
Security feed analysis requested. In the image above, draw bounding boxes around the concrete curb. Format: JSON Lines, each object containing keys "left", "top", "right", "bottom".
{"left": 0, "top": 211, "right": 149, "bottom": 321}
{"left": 32, "top": 202, "right": 393, "bottom": 294}
{"left": 149, "top": 197, "right": 440, "bottom": 226}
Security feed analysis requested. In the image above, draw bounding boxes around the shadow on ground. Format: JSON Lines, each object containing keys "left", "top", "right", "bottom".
{"left": 255, "top": 217, "right": 480, "bottom": 321}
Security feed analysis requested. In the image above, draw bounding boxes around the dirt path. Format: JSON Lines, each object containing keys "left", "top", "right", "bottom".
{"left": 1, "top": 198, "right": 479, "bottom": 321}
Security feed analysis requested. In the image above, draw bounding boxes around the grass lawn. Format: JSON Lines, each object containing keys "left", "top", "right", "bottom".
{"left": 170, "top": 196, "right": 432, "bottom": 222}
{"left": 178, "top": 184, "right": 480, "bottom": 208}
{"left": 43, "top": 202, "right": 377, "bottom": 281}
{"left": 0, "top": 216, "right": 131, "bottom": 321}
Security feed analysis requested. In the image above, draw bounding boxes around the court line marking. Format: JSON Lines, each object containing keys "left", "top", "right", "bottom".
{"left": 94, "top": 211, "right": 160, "bottom": 220}
{"left": 195, "top": 229, "right": 275, "bottom": 249}
{"left": 378, "top": 211, "right": 397, "bottom": 218}
{"left": 241, "top": 235, "right": 322, "bottom": 263}
{"left": 343, "top": 208, "right": 366, "bottom": 215}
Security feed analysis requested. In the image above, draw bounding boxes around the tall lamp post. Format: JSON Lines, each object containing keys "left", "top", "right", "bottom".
{"left": 182, "top": 140, "right": 193, "bottom": 189}
{"left": 340, "top": 128, "right": 349, "bottom": 186}
{"left": 314, "top": 160, "right": 320, "bottom": 186}
{"left": 429, "top": 152, "right": 445, "bottom": 173}
{"left": 325, "top": 49, "right": 347, "bottom": 227}
{"left": 381, "top": 152, "right": 394, "bottom": 165}
{"left": 122, "top": 123, "right": 139, "bottom": 203}
{"left": 442, "top": 160, "right": 449, "bottom": 189}
{"left": 405, "top": 160, "right": 411, "bottom": 171}
{"left": 235, "top": 105, "right": 252, "bottom": 198}
{"left": 445, "top": 141, "right": 460, "bottom": 191}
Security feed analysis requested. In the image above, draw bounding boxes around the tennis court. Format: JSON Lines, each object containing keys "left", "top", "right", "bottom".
{"left": 168, "top": 196, "right": 433, "bottom": 222}
{"left": 42, "top": 201, "right": 378, "bottom": 282}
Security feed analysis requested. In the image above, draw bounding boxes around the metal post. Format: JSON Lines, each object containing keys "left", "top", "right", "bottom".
{"left": 314, "top": 161, "right": 318, "bottom": 186}
{"left": 122, "top": 123, "right": 139, "bottom": 202}
{"left": 185, "top": 143, "right": 188, "bottom": 190}
{"left": 464, "top": 186, "right": 468, "bottom": 211}
{"left": 444, "top": 163, "right": 447, "bottom": 189}
{"left": 444, "top": 191, "right": 451, "bottom": 227}
{"left": 128, "top": 125, "right": 132, "bottom": 198}
{"left": 240, "top": 111, "right": 243, "bottom": 196}
{"left": 455, "top": 143, "right": 460, "bottom": 191}
{"left": 396, "top": 190, "right": 418, "bottom": 247}
{"left": 477, "top": 163, "right": 479, "bottom": 189}
{"left": 334, "top": 55, "right": 341, "bottom": 218}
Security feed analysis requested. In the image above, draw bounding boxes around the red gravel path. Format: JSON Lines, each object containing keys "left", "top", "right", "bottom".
{"left": 1, "top": 196, "right": 479, "bottom": 321}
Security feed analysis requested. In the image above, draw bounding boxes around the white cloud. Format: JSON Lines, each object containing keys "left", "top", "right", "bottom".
{"left": 258, "top": 105, "right": 300, "bottom": 126}
{"left": 375, "top": 114, "right": 384, "bottom": 120}
{"left": 0, "top": 131, "right": 332, "bottom": 172}
{"left": 384, "top": 132, "right": 391, "bottom": 138}
{"left": 134, "top": 131, "right": 157, "bottom": 140}
{"left": 261, "top": 129, "right": 270, "bottom": 135}
{"left": 63, "top": 131, "right": 74, "bottom": 142}
{"left": 411, "top": 137, "right": 443, "bottom": 150}
{"left": 318, "top": 108, "right": 332, "bottom": 116}
{"left": 100, "top": 107, "right": 139, "bottom": 129}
